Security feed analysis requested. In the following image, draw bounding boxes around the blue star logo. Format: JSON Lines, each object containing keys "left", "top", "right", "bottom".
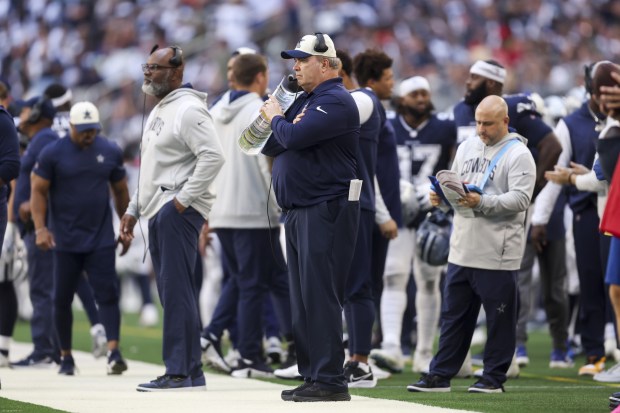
{"left": 83, "top": 110, "right": 92, "bottom": 120}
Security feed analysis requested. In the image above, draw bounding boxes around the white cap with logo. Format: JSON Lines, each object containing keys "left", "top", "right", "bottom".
{"left": 70, "top": 101, "right": 101, "bottom": 132}
{"left": 281, "top": 33, "right": 337, "bottom": 59}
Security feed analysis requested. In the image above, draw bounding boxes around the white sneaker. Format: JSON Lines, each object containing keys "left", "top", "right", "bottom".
{"left": 369, "top": 346, "right": 404, "bottom": 373}
{"left": 594, "top": 361, "right": 620, "bottom": 383}
{"left": 344, "top": 361, "right": 377, "bottom": 388}
{"left": 200, "top": 335, "right": 231, "bottom": 373}
{"left": 90, "top": 324, "right": 107, "bottom": 359}
{"left": 139, "top": 303, "right": 159, "bottom": 327}
{"left": 471, "top": 327, "right": 487, "bottom": 346}
{"left": 455, "top": 350, "right": 473, "bottom": 378}
{"left": 224, "top": 348, "right": 241, "bottom": 370}
{"left": 0, "top": 352, "right": 9, "bottom": 368}
{"left": 368, "top": 359, "right": 391, "bottom": 379}
{"left": 274, "top": 363, "right": 302, "bottom": 380}
{"left": 412, "top": 350, "right": 433, "bottom": 373}
{"left": 265, "top": 336, "right": 284, "bottom": 364}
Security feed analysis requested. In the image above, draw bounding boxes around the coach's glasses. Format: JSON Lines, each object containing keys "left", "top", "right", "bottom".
{"left": 141, "top": 63, "right": 177, "bottom": 72}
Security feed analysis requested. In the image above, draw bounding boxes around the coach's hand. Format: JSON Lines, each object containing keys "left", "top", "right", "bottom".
{"left": 120, "top": 214, "right": 137, "bottom": 242}
{"left": 35, "top": 227, "right": 55, "bottom": 251}
{"left": 173, "top": 197, "right": 186, "bottom": 213}
{"left": 530, "top": 224, "right": 547, "bottom": 253}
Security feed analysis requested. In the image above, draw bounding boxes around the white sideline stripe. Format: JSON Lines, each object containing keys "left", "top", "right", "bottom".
{"left": 0, "top": 342, "right": 474, "bottom": 413}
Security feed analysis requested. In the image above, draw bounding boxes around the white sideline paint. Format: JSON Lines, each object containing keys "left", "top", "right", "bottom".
{"left": 0, "top": 342, "right": 472, "bottom": 413}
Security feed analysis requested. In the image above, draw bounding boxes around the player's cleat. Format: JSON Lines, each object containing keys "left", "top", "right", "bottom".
{"left": 11, "top": 352, "right": 58, "bottom": 369}
{"left": 265, "top": 336, "right": 284, "bottom": 364}
{"left": 369, "top": 346, "right": 404, "bottom": 373}
{"left": 407, "top": 373, "right": 451, "bottom": 392}
{"left": 200, "top": 333, "right": 231, "bottom": 373}
{"left": 107, "top": 349, "right": 128, "bottom": 375}
{"left": 579, "top": 356, "right": 606, "bottom": 376}
{"left": 594, "top": 361, "right": 620, "bottom": 383}
{"left": 58, "top": 355, "right": 75, "bottom": 376}
{"left": 515, "top": 345, "right": 529, "bottom": 367}
{"left": 412, "top": 350, "right": 433, "bottom": 373}
{"left": 90, "top": 324, "right": 108, "bottom": 359}
{"left": 549, "top": 349, "right": 574, "bottom": 369}
{"left": 230, "top": 358, "right": 274, "bottom": 378}
{"left": 274, "top": 363, "right": 302, "bottom": 380}
{"left": 368, "top": 359, "right": 391, "bottom": 380}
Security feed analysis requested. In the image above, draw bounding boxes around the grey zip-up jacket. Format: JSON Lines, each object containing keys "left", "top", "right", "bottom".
{"left": 208, "top": 91, "right": 280, "bottom": 228}
{"left": 448, "top": 132, "right": 536, "bottom": 270}
{"left": 126, "top": 87, "right": 225, "bottom": 220}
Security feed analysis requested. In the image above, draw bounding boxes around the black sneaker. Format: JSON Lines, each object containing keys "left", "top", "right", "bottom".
{"left": 407, "top": 374, "right": 451, "bottom": 392}
{"left": 281, "top": 381, "right": 312, "bottom": 401}
{"left": 200, "top": 332, "right": 230, "bottom": 373}
{"left": 468, "top": 377, "right": 505, "bottom": 393}
{"left": 11, "top": 352, "right": 58, "bottom": 369}
{"left": 292, "top": 383, "right": 351, "bottom": 402}
{"left": 344, "top": 360, "right": 376, "bottom": 388}
{"left": 230, "top": 358, "right": 274, "bottom": 378}
{"left": 136, "top": 375, "right": 193, "bottom": 392}
{"left": 107, "top": 349, "right": 128, "bottom": 375}
{"left": 58, "top": 355, "right": 76, "bottom": 376}
{"left": 609, "top": 391, "right": 620, "bottom": 409}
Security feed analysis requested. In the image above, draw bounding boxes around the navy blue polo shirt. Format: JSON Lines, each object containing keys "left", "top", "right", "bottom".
{"left": 263, "top": 77, "right": 359, "bottom": 210}
{"left": 33, "top": 136, "right": 126, "bottom": 252}
{"left": 14, "top": 127, "right": 58, "bottom": 234}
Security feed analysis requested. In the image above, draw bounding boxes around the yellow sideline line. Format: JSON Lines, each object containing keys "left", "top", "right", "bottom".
{"left": 519, "top": 371, "right": 620, "bottom": 388}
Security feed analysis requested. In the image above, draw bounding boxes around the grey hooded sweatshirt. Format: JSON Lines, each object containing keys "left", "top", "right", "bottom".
{"left": 448, "top": 132, "right": 536, "bottom": 270}
{"left": 126, "top": 87, "right": 225, "bottom": 220}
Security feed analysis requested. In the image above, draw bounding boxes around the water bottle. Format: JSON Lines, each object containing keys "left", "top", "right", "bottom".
{"left": 238, "top": 75, "right": 299, "bottom": 155}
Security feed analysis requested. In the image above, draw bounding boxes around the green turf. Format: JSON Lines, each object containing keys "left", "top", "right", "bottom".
{"left": 4, "top": 311, "right": 620, "bottom": 412}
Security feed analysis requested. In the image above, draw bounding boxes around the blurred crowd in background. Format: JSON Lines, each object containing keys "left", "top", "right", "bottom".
{"left": 2, "top": 0, "right": 620, "bottom": 147}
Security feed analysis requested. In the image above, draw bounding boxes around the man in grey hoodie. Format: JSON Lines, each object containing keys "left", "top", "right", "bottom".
{"left": 408, "top": 95, "right": 535, "bottom": 394}
{"left": 119, "top": 45, "right": 225, "bottom": 392}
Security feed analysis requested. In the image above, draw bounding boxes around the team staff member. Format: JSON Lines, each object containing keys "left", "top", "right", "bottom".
{"left": 408, "top": 96, "right": 535, "bottom": 393}
{"left": 120, "top": 45, "right": 225, "bottom": 392}
{"left": 11, "top": 97, "right": 61, "bottom": 369}
{"left": 261, "top": 33, "right": 360, "bottom": 402}
{"left": 31, "top": 101, "right": 129, "bottom": 376}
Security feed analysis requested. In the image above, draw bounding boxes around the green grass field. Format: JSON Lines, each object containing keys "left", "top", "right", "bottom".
{"left": 2, "top": 310, "right": 618, "bottom": 412}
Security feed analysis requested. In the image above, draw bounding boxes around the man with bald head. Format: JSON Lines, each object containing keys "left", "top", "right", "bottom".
{"left": 120, "top": 45, "right": 225, "bottom": 391}
{"left": 408, "top": 95, "right": 535, "bottom": 394}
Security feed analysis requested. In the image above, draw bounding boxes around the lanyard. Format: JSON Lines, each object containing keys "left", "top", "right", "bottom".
{"left": 478, "top": 139, "right": 519, "bottom": 189}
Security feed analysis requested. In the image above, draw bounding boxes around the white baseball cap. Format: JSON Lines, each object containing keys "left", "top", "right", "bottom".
{"left": 70, "top": 101, "right": 101, "bottom": 132}
{"left": 281, "top": 33, "right": 336, "bottom": 59}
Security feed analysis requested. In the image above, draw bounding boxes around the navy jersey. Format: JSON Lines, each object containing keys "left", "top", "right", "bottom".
{"left": 562, "top": 102, "right": 600, "bottom": 213}
{"left": 453, "top": 94, "right": 552, "bottom": 162}
{"left": 390, "top": 111, "right": 456, "bottom": 189}
{"left": 376, "top": 121, "right": 402, "bottom": 226}
{"left": 263, "top": 78, "right": 359, "bottom": 210}
{"left": 33, "top": 136, "right": 126, "bottom": 252}
{"left": 14, "top": 128, "right": 58, "bottom": 234}
{"left": 0, "top": 107, "right": 20, "bottom": 187}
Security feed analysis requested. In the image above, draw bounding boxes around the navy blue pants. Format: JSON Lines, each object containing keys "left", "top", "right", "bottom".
{"left": 24, "top": 232, "right": 58, "bottom": 357}
{"left": 216, "top": 228, "right": 291, "bottom": 361}
{"left": 285, "top": 197, "right": 359, "bottom": 391}
{"left": 573, "top": 205, "right": 607, "bottom": 358}
{"left": 54, "top": 247, "right": 120, "bottom": 350}
{"left": 149, "top": 202, "right": 203, "bottom": 377}
{"left": 344, "top": 209, "right": 375, "bottom": 356}
{"left": 204, "top": 274, "right": 238, "bottom": 346}
{"left": 430, "top": 264, "right": 518, "bottom": 386}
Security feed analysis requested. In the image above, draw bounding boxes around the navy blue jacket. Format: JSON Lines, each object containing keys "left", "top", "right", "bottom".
{"left": 0, "top": 108, "right": 20, "bottom": 187}
{"left": 263, "top": 78, "right": 359, "bottom": 210}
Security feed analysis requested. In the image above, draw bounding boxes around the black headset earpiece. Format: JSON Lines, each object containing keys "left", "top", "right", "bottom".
{"left": 27, "top": 95, "right": 48, "bottom": 124}
{"left": 169, "top": 46, "right": 183, "bottom": 67}
{"left": 314, "top": 33, "right": 328, "bottom": 53}
{"left": 584, "top": 62, "right": 595, "bottom": 95}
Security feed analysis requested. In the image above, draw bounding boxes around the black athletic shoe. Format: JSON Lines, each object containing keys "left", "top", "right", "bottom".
{"left": 281, "top": 381, "right": 313, "bottom": 401}
{"left": 468, "top": 377, "right": 505, "bottom": 393}
{"left": 292, "top": 384, "right": 351, "bottom": 402}
{"left": 407, "top": 373, "right": 451, "bottom": 392}
{"left": 609, "top": 391, "right": 620, "bottom": 409}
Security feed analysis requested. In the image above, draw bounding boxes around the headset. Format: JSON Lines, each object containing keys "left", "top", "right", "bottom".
{"left": 150, "top": 44, "right": 184, "bottom": 67}
{"left": 314, "top": 32, "right": 329, "bottom": 53}
{"left": 584, "top": 62, "right": 595, "bottom": 96}
{"left": 27, "top": 95, "right": 49, "bottom": 124}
